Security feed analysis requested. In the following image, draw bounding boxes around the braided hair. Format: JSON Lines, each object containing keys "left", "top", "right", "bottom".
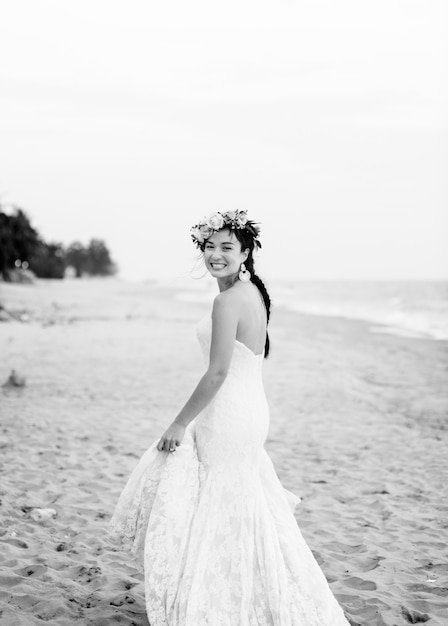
{"left": 232, "top": 227, "right": 271, "bottom": 358}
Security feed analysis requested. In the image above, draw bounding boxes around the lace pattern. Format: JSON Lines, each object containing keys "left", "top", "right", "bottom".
{"left": 110, "top": 314, "right": 350, "bottom": 625}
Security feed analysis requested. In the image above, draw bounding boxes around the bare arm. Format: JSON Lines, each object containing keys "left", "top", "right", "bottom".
{"left": 157, "top": 294, "right": 239, "bottom": 450}
{"left": 174, "top": 293, "right": 238, "bottom": 427}
{"left": 173, "top": 370, "right": 225, "bottom": 428}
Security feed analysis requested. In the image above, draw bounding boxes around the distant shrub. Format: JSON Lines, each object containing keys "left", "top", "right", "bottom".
{"left": 0, "top": 207, "right": 40, "bottom": 281}
{"left": 0, "top": 203, "right": 118, "bottom": 280}
{"left": 66, "top": 239, "right": 117, "bottom": 278}
{"left": 30, "top": 241, "right": 66, "bottom": 279}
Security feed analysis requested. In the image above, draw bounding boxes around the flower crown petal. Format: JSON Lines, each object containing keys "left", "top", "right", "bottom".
{"left": 190, "top": 209, "right": 261, "bottom": 248}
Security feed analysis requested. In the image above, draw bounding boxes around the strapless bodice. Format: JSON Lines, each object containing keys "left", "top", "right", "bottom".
{"left": 194, "top": 313, "right": 269, "bottom": 469}
{"left": 196, "top": 314, "right": 264, "bottom": 376}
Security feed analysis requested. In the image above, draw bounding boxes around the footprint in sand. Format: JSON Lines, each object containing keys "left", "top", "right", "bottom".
{"left": 9, "top": 593, "right": 40, "bottom": 610}
{"left": 324, "top": 541, "right": 367, "bottom": 555}
{"left": 109, "top": 594, "right": 136, "bottom": 606}
{"left": 0, "top": 573, "right": 22, "bottom": 587}
{"left": 2, "top": 537, "right": 29, "bottom": 549}
{"left": 418, "top": 561, "right": 448, "bottom": 575}
{"left": 407, "top": 583, "right": 448, "bottom": 598}
{"left": 76, "top": 565, "right": 102, "bottom": 583}
{"left": 353, "top": 555, "right": 385, "bottom": 572}
{"left": 344, "top": 576, "right": 377, "bottom": 591}
{"left": 16, "top": 564, "right": 47, "bottom": 578}
{"left": 401, "top": 605, "right": 430, "bottom": 623}
{"left": 123, "top": 580, "right": 137, "bottom": 591}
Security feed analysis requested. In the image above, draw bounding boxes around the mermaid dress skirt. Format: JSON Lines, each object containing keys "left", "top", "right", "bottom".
{"left": 110, "top": 314, "right": 351, "bottom": 626}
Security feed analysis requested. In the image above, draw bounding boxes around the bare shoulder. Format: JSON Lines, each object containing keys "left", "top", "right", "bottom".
{"left": 213, "top": 287, "right": 245, "bottom": 312}
{"left": 212, "top": 291, "right": 234, "bottom": 318}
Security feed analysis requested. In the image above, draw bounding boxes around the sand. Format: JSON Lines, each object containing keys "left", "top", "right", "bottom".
{"left": 0, "top": 277, "right": 447, "bottom": 626}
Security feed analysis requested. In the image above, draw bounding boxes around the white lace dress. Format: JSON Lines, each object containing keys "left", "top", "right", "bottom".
{"left": 110, "top": 314, "right": 351, "bottom": 626}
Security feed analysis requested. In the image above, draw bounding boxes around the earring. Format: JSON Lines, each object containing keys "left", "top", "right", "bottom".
{"left": 239, "top": 263, "right": 251, "bottom": 282}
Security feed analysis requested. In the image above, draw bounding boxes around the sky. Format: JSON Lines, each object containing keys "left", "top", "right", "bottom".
{"left": 0, "top": 0, "right": 447, "bottom": 282}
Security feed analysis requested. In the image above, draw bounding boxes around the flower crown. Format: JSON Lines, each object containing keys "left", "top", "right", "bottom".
{"left": 190, "top": 210, "right": 261, "bottom": 250}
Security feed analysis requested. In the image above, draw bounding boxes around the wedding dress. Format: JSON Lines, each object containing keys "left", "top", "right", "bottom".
{"left": 110, "top": 313, "right": 351, "bottom": 626}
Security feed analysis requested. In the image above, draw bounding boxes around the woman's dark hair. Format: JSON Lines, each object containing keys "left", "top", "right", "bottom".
{"left": 200, "top": 225, "right": 271, "bottom": 358}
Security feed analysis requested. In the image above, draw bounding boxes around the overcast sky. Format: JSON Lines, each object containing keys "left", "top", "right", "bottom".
{"left": 0, "top": 0, "right": 447, "bottom": 282}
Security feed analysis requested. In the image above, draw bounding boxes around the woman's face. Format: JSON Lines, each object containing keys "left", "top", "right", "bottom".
{"left": 203, "top": 228, "right": 248, "bottom": 280}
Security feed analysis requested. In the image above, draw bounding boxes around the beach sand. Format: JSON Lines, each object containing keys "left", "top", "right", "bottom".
{"left": 0, "top": 278, "right": 447, "bottom": 626}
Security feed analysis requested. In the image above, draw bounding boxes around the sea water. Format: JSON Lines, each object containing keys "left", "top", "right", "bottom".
{"left": 176, "top": 279, "right": 448, "bottom": 341}
{"left": 271, "top": 280, "right": 448, "bottom": 341}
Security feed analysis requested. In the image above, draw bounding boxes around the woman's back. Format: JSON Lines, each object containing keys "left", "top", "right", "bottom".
{"left": 232, "top": 281, "right": 268, "bottom": 356}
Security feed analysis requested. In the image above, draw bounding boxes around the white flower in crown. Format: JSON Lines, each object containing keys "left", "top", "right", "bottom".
{"left": 190, "top": 209, "right": 260, "bottom": 249}
{"left": 208, "top": 212, "right": 225, "bottom": 230}
{"left": 190, "top": 226, "right": 203, "bottom": 243}
{"left": 233, "top": 210, "right": 248, "bottom": 228}
{"left": 199, "top": 224, "right": 213, "bottom": 239}
{"left": 224, "top": 210, "right": 238, "bottom": 222}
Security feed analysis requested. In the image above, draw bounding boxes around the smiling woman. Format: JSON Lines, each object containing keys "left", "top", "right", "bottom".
{"left": 195, "top": 210, "right": 272, "bottom": 358}
{"left": 110, "top": 209, "right": 352, "bottom": 625}
{"left": 205, "top": 231, "right": 245, "bottom": 274}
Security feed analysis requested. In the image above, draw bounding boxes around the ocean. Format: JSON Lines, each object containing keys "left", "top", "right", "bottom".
{"left": 175, "top": 279, "right": 448, "bottom": 341}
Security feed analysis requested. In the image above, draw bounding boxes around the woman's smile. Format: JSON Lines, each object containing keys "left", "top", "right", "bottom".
{"left": 210, "top": 262, "right": 227, "bottom": 269}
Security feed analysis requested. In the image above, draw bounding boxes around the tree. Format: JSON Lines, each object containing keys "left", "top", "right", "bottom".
{"left": 0, "top": 211, "right": 13, "bottom": 280}
{"left": 0, "top": 205, "right": 40, "bottom": 281}
{"left": 66, "top": 241, "right": 88, "bottom": 278}
{"left": 0, "top": 202, "right": 118, "bottom": 280}
{"left": 86, "top": 238, "right": 117, "bottom": 276}
{"left": 30, "top": 241, "right": 66, "bottom": 279}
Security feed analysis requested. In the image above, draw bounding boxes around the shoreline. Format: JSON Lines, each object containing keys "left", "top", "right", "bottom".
{"left": 2, "top": 276, "right": 447, "bottom": 343}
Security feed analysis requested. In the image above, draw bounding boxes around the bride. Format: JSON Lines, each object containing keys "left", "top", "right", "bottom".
{"left": 110, "top": 210, "right": 351, "bottom": 625}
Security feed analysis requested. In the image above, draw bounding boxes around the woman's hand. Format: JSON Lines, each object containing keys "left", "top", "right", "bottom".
{"left": 157, "top": 422, "right": 186, "bottom": 453}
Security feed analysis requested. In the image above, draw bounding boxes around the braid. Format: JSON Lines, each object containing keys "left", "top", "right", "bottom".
{"left": 244, "top": 255, "right": 271, "bottom": 358}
